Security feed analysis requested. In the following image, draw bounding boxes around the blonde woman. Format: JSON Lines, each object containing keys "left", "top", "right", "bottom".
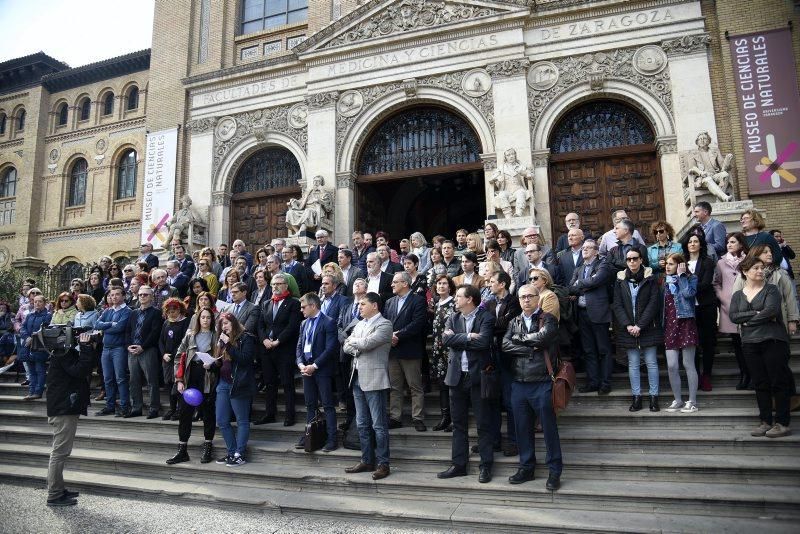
{"left": 466, "top": 232, "right": 486, "bottom": 263}
{"left": 527, "top": 267, "right": 560, "bottom": 320}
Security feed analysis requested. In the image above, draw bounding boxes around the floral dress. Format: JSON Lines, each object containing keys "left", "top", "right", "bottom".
{"left": 663, "top": 292, "right": 699, "bottom": 350}
{"left": 430, "top": 296, "right": 455, "bottom": 382}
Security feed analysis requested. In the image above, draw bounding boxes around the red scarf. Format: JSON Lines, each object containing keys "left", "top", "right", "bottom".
{"left": 271, "top": 290, "right": 290, "bottom": 303}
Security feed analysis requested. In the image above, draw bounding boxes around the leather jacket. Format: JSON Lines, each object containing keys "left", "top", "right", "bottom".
{"left": 501, "top": 311, "right": 558, "bottom": 383}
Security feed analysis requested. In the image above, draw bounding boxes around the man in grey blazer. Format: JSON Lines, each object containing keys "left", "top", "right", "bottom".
{"left": 230, "top": 282, "right": 261, "bottom": 336}
{"left": 343, "top": 292, "right": 393, "bottom": 480}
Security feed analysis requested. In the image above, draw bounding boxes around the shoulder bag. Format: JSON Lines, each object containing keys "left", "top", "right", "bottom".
{"left": 543, "top": 349, "right": 576, "bottom": 414}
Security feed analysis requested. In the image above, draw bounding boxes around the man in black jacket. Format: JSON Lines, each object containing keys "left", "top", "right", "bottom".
{"left": 126, "top": 286, "right": 165, "bottom": 418}
{"left": 606, "top": 219, "right": 649, "bottom": 273}
{"left": 45, "top": 334, "right": 94, "bottom": 506}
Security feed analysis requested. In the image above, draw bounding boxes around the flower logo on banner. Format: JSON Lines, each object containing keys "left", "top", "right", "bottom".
{"left": 757, "top": 135, "right": 798, "bottom": 186}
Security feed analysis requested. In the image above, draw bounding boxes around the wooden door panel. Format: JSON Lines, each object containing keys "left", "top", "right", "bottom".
{"left": 231, "top": 192, "right": 296, "bottom": 252}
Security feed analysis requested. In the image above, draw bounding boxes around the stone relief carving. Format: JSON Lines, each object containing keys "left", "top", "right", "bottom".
{"left": 632, "top": 45, "right": 668, "bottom": 75}
{"left": 527, "top": 62, "right": 559, "bottom": 91}
{"left": 656, "top": 137, "right": 678, "bottom": 156}
{"left": 95, "top": 139, "right": 107, "bottom": 154}
{"left": 185, "top": 117, "right": 218, "bottom": 134}
{"left": 402, "top": 78, "right": 418, "bottom": 98}
{"left": 489, "top": 148, "right": 535, "bottom": 219}
{"left": 286, "top": 175, "right": 334, "bottom": 237}
{"left": 681, "top": 131, "right": 735, "bottom": 204}
{"left": 306, "top": 91, "right": 339, "bottom": 109}
{"left": 337, "top": 91, "right": 364, "bottom": 117}
{"left": 461, "top": 69, "right": 491, "bottom": 97}
{"left": 288, "top": 103, "right": 309, "bottom": 128}
{"left": 212, "top": 105, "right": 308, "bottom": 183}
{"left": 327, "top": 0, "right": 500, "bottom": 48}
{"left": 165, "top": 194, "right": 204, "bottom": 244}
{"left": 336, "top": 171, "right": 356, "bottom": 190}
{"left": 215, "top": 117, "right": 237, "bottom": 141}
{"left": 211, "top": 191, "right": 231, "bottom": 207}
{"left": 662, "top": 34, "right": 711, "bottom": 56}
{"left": 48, "top": 149, "right": 60, "bottom": 163}
{"left": 527, "top": 46, "right": 673, "bottom": 135}
{"left": 486, "top": 58, "right": 530, "bottom": 79}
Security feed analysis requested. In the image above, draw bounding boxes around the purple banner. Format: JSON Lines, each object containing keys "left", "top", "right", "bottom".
{"left": 730, "top": 28, "right": 800, "bottom": 195}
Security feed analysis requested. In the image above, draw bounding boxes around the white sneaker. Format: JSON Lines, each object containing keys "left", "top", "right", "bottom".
{"left": 0, "top": 363, "right": 14, "bottom": 376}
{"left": 665, "top": 400, "right": 683, "bottom": 412}
{"left": 680, "top": 401, "right": 699, "bottom": 413}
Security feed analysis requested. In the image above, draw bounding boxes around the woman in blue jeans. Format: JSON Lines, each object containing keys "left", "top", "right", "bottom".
{"left": 213, "top": 312, "right": 255, "bottom": 467}
{"left": 611, "top": 249, "right": 663, "bottom": 412}
{"left": 19, "top": 294, "right": 52, "bottom": 400}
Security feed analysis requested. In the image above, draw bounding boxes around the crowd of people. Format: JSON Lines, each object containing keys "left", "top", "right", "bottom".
{"left": 0, "top": 201, "right": 797, "bottom": 507}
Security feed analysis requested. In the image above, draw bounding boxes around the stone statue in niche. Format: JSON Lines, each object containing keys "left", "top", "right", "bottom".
{"left": 286, "top": 175, "right": 334, "bottom": 237}
{"left": 166, "top": 195, "right": 201, "bottom": 244}
{"left": 686, "top": 131, "right": 735, "bottom": 202}
{"left": 489, "top": 148, "right": 535, "bottom": 219}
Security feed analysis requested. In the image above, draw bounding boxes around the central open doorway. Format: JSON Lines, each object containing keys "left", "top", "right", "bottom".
{"left": 355, "top": 105, "right": 486, "bottom": 239}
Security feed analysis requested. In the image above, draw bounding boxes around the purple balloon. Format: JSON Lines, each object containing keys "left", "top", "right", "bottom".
{"left": 183, "top": 388, "right": 203, "bottom": 407}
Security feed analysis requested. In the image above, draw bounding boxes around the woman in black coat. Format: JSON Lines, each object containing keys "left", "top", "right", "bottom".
{"left": 681, "top": 227, "right": 719, "bottom": 391}
{"left": 611, "top": 250, "right": 663, "bottom": 412}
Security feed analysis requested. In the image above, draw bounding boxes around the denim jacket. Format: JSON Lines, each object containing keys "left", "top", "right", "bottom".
{"left": 664, "top": 273, "right": 697, "bottom": 320}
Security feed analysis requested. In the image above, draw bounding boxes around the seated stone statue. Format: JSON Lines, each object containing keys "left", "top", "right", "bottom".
{"left": 286, "top": 175, "right": 333, "bottom": 237}
{"left": 687, "top": 131, "right": 734, "bottom": 203}
{"left": 165, "top": 195, "right": 198, "bottom": 244}
{"left": 490, "top": 148, "right": 535, "bottom": 219}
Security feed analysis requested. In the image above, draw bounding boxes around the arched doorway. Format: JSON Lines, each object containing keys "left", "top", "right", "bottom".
{"left": 356, "top": 106, "right": 486, "bottom": 239}
{"left": 547, "top": 100, "right": 665, "bottom": 242}
{"left": 230, "top": 146, "right": 301, "bottom": 251}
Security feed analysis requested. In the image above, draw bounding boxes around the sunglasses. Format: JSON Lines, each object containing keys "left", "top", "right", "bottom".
{"left": 626, "top": 257, "right": 642, "bottom": 262}
{"left": 529, "top": 276, "right": 540, "bottom": 281}
{"left": 655, "top": 229, "right": 666, "bottom": 234}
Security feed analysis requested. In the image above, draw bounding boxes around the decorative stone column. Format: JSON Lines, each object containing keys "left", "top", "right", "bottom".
{"left": 335, "top": 170, "right": 356, "bottom": 242}
{"left": 185, "top": 117, "right": 217, "bottom": 246}
{"left": 209, "top": 191, "right": 231, "bottom": 249}
{"left": 305, "top": 91, "right": 339, "bottom": 241}
{"left": 531, "top": 149, "right": 551, "bottom": 241}
{"left": 655, "top": 135, "right": 685, "bottom": 232}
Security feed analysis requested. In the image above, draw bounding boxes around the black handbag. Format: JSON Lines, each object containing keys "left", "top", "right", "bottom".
{"left": 480, "top": 366, "right": 500, "bottom": 400}
{"left": 304, "top": 411, "right": 328, "bottom": 453}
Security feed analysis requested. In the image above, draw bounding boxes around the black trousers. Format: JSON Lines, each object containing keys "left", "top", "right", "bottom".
{"left": 450, "top": 372, "right": 493, "bottom": 469}
{"left": 177, "top": 361, "right": 216, "bottom": 442}
{"left": 743, "top": 339, "right": 793, "bottom": 426}
{"left": 577, "top": 308, "right": 612, "bottom": 388}
{"left": 260, "top": 349, "right": 296, "bottom": 420}
{"left": 695, "top": 304, "right": 718, "bottom": 376}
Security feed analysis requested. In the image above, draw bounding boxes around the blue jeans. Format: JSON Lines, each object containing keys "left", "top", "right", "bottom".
{"left": 352, "top": 376, "right": 389, "bottom": 467}
{"left": 511, "top": 380, "right": 562, "bottom": 476}
{"left": 215, "top": 380, "right": 251, "bottom": 456}
{"left": 102, "top": 345, "right": 129, "bottom": 410}
{"left": 27, "top": 357, "right": 47, "bottom": 395}
{"left": 627, "top": 346, "right": 659, "bottom": 396}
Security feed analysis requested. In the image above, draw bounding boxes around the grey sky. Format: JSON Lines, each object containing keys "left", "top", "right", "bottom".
{"left": 0, "top": 0, "right": 155, "bottom": 66}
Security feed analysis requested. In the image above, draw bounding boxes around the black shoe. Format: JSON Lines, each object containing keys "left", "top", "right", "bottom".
{"left": 62, "top": 489, "right": 79, "bottom": 499}
{"left": 162, "top": 409, "right": 174, "bottom": 421}
{"left": 413, "top": 420, "right": 427, "bottom": 432}
{"left": 649, "top": 396, "right": 660, "bottom": 412}
{"left": 736, "top": 376, "right": 751, "bottom": 390}
{"left": 437, "top": 465, "right": 467, "bottom": 479}
{"left": 146, "top": 411, "right": 159, "bottom": 419}
{"left": 284, "top": 419, "right": 295, "bottom": 427}
{"left": 254, "top": 415, "right": 276, "bottom": 425}
{"left": 166, "top": 444, "right": 189, "bottom": 465}
{"left": 192, "top": 411, "right": 203, "bottom": 422}
{"left": 471, "top": 444, "right": 479, "bottom": 454}
{"left": 171, "top": 410, "right": 180, "bottom": 421}
{"left": 432, "top": 415, "right": 451, "bottom": 432}
{"left": 628, "top": 395, "right": 643, "bottom": 412}
{"left": 598, "top": 385, "right": 612, "bottom": 395}
{"left": 388, "top": 418, "right": 402, "bottom": 429}
{"left": 338, "top": 421, "right": 350, "bottom": 431}
{"left": 546, "top": 473, "right": 561, "bottom": 491}
{"left": 493, "top": 442, "right": 502, "bottom": 453}
{"left": 216, "top": 455, "right": 231, "bottom": 465}
{"left": 46, "top": 494, "right": 77, "bottom": 507}
{"left": 20, "top": 379, "right": 30, "bottom": 386}
{"left": 478, "top": 467, "right": 492, "bottom": 483}
{"left": 94, "top": 407, "right": 115, "bottom": 416}
{"left": 226, "top": 455, "right": 246, "bottom": 467}
{"left": 322, "top": 442, "right": 338, "bottom": 453}
{"left": 114, "top": 408, "right": 125, "bottom": 418}
{"left": 502, "top": 443, "right": 519, "bottom": 457}
{"left": 578, "top": 385, "right": 598, "bottom": 393}
{"left": 508, "top": 468, "right": 535, "bottom": 484}
{"left": 200, "top": 442, "right": 213, "bottom": 464}
{"left": 123, "top": 410, "right": 142, "bottom": 419}
{"left": 294, "top": 437, "right": 306, "bottom": 449}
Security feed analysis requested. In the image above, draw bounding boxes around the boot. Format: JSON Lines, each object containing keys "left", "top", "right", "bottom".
{"left": 628, "top": 395, "right": 642, "bottom": 412}
{"left": 166, "top": 443, "right": 189, "bottom": 465}
{"left": 200, "top": 441, "right": 213, "bottom": 464}
{"left": 649, "top": 395, "right": 660, "bottom": 412}
{"left": 432, "top": 388, "right": 451, "bottom": 431}
{"left": 736, "top": 373, "right": 751, "bottom": 391}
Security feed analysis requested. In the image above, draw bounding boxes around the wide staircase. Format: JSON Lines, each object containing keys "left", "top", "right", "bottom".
{"left": 1, "top": 337, "right": 799, "bottom": 532}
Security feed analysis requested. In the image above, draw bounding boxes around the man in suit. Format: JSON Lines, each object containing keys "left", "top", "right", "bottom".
{"left": 555, "top": 213, "right": 593, "bottom": 254}
{"left": 441, "top": 240, "right": 463, "bottom": 278}
{"left": 569, "top": 239, "right": 613, "bottom": 394}
{"left": 295, "top": 293, "right": 339, "bottom": 452}
{"left": 232, "top": 239, "right": 253, "bottom": 269}
{"left": 599, "top": 209, "right": 646, "bottom": 255}
{"left": 515, "top": 244, "right": 561, "bottom": 291}
{"left": 438, "top": 284, "right": 496, "bottom": 483}
{"left": 137, "top": 243, "right": 159, "bottom": 271}
{"left": 338, "top": 249, "right": 364, "bottom": 297}
{"left": 125, "top": 286, "right": 164, "bottom": 418}
{"left": 384, "top": 272, "right": 428, "bottom": 431}
{"left": 306, "top": 230, "right": 340, "bottom": 291}
{"left": 452, "top": 251, "right": 484, "bottom": 288}
{"left": 173, "top": 245, "right": 195, "bottom": 279}
{"left": 150, "top": 269, "right": 178, "bottom": 311}
{"left": 606, "top": 219, "right": 649, "bottom": 273}
{"left": 277, "top": 251, "right": 303, "bottom": 296}
{"left": 556, "top": 228, "right": 585, "bottom": 286}
{"left": 365, "top": 252, "right": 393, "bottom": 308}
{"left": 230, "top": 282, "right": 260, "bottom": 335}
{"left": 319, "top": 274, "right": 347, "bottom": 321}
{"left": 233, "top": 256, "right": 257, "bottom": 296}
{"left": 351, "top": 230, "right": 374, "bottom": 274}
{"left": 217, "top": 243, "right": 231, "bottom": 269}
{"left": 377, "top": 244, "right": 402, "bottom": 274}
{"left": 336, "top": 279, "right": 366, "bottom": 430}
{"left": 694, "top": 201, "right": 726, "bottom": 259}
{"left": 342, "top": 291, "right": 393, "bottom": 480}
{"left": 256, "top": 274, "right": 302, "bottom": 426}
{"left": 165, "top": 260, "right": 189, "bottom": 299}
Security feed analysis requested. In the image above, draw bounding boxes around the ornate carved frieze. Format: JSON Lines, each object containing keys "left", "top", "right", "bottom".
{"left": 531, "top": 149, "right": 550, "bottom": 168}
{"left": 402, "top": 78, "right": 418, "bottom": 98}
{"left": 185, "top": 117, "right": 217, "bottom": 134}
{"left": 655, "top": 136, "right": 678, "bottom": 156}
{"left": 486, "top": 58, "right": 530, "bottom": 79}
{"left": 305, "top": 91, "right": 339, "bottom": 109}
{"left": 326, "top": 0, "right": 500, "bottom": 48}
{"left": 527, "top": 46, "right": 673, "bottom": 137}
{"left": 211, "top": 191, "right": 232, "bottom": 207}
{"left": 661, "top": 34, "right": 711, "bottom": 56}
{"left": 480, "top": 153, "right": 497, "bottom": 171}
{"left": 336, "top": 171, "right": 356, "bottom": 190}
{"left": 211, "top": 105, "right": 308, "bottom": 183}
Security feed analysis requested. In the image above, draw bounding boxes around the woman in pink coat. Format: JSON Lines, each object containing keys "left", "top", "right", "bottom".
{"left": 712, "top": 232, "right": 749, "bottom": 389}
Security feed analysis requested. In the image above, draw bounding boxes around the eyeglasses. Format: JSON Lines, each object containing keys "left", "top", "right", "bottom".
{"left": 626, "top": 257, "right": 642, "bottom": 262}
{"left": 519, "top": 294, "right": 538, "bottom": 300}
{"left": 655, "top": 229, "right": 666, "bottom": 235}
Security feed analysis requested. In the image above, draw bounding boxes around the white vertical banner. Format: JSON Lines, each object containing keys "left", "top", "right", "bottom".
{"left": 140, "top": 127, "right": 178, "bottom": 249}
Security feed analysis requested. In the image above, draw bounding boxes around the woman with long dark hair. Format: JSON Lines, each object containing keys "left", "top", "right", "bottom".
{"left": 429, "top": 274, "right": 456, "bottom": 431}
{"left": 185, "top": 278, "right": 210, "bottom": 317}
{"left": 160, "top": 298, "right": 191, "bottom": 420}
{"left": 713, "top": 232, "right": 750, "bottom": 389}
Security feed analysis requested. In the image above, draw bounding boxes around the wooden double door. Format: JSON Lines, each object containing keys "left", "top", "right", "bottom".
{"left": 230, "top": 188, "right": 297, "bottom": 252}
{"left": 548, "top": 146, "right": 664, "bottom": 242}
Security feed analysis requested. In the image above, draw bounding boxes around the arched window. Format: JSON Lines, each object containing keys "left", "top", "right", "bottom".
{"left": 126, "top": 86, "right": 139, "bottom": 110}
{"left": 103, "top": 92, "right": 114, "bottom": 115}
{"left": 68, "top": 158, "right": 88, "bottom": 207}
{"left": 57, "top": 103, "right": 68, "bottom": 126}
{"left": 0, "top": 113, "right": 6, "bottom": 135}
{"left": 0, "top": 167, "right": 16, "bottom": 197}
{"left": 549, "top": 100, "right": 655, "bottom": 154}
{"left": 241, "top": 0, "right": 308, "bottom": 34}
{"left": 116, "top": 149, "right": 137, "bottom": 199}
{"left": 357, "top": 107, "right": 482, "bottom": 175}
{"left": 233, "top": 147, "right": 301, "bottom": 193}
{"left": 17, "top": 110, "right": 25, "bottom": 132}
{"left": 79, "top": 98, "right": 91, "bottom": 121}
